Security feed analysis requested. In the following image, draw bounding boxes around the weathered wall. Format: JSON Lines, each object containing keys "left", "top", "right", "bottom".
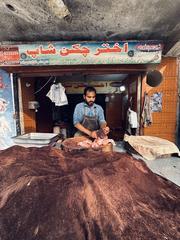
{"left": 143, "top": 57, "right": 178, "bottom": 142}
{"left": 177, "top": 58, "right": 180, "bottom": 147}
{"left": 0, "top": 0, "right": 179, "bottom": 47}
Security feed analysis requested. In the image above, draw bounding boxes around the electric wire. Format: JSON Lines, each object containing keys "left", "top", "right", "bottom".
{"left": 34, "top": 76, "right": 54, "bottom": 95}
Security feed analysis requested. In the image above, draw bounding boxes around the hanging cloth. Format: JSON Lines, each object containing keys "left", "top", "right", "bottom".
{"left": 127, "top": 108, "right": 138, "bottom": 128}
{"left": 46, "top": 83, "right": 68, "bottom": 106}
{"left": 141, "top": 93, "right": 152, "bottom": 127}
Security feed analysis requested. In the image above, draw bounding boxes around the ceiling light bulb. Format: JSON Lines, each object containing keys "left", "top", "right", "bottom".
{"left": 120, "top": 86, "right": 125, "bottom": 92}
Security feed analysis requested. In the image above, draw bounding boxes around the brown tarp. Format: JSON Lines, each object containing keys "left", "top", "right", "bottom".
{"left": 0, "top": 146, "right": 180, "bottom": 240}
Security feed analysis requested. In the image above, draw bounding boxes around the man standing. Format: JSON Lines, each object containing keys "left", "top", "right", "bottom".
{"left": 73, "top": 86, "right": 109, "bottom": 138}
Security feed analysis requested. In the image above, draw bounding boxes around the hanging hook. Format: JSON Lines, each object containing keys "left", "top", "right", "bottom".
{"left": 53, "top": 76, "right": 57, "bottom": 84}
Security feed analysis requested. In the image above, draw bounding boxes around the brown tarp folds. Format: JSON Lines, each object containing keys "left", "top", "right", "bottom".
{"left": 0, "top": 146, "right": 180, "bottom": 240}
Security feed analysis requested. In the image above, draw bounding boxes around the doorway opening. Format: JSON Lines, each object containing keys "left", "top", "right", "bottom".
{"left": 20, "top": 72, "right": 141, "bottom": 141}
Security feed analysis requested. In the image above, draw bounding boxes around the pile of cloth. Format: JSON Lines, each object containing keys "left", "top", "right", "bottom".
{"left": 0, "top": 146, "right": 179, "bottom": 240}
{"left": 124, "top": 134, "right": 180, "bottom": 160}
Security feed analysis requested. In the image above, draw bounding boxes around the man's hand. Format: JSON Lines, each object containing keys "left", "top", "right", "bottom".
{"left": 90, "top": 131, "right": 98, "bottom": 139}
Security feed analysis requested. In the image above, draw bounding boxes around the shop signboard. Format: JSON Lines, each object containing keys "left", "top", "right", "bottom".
{"left": 0, "top": 41, "right": 163, "bottom": 66}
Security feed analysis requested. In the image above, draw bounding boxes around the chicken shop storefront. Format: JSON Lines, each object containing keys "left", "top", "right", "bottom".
{"left": 0, "top": 40, "right": 178, "bottom": 149}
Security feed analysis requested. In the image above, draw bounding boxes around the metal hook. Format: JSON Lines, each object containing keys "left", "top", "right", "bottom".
{"left": 53, "top": 76, "right": 57, "bottom": 84}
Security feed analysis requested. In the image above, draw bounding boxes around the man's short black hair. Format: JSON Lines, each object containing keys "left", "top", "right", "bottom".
{"left": 84, "top": 86, "right": 96, "bottom": 96}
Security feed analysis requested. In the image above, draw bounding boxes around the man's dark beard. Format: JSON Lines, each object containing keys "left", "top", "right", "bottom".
{"left": 85, "top": 100, "right": 94, "bottom": 106}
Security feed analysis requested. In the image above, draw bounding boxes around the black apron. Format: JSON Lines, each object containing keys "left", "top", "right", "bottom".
{"left": 74, "top": 105, "right": 99, "bottom": 137}
{"left": 81, "top": 105, "right": 99, "bottom": 131}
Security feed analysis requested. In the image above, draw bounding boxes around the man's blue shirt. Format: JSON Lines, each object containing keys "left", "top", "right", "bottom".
{"left": 73, "top": 102, "right": 106, "bottom": 126}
